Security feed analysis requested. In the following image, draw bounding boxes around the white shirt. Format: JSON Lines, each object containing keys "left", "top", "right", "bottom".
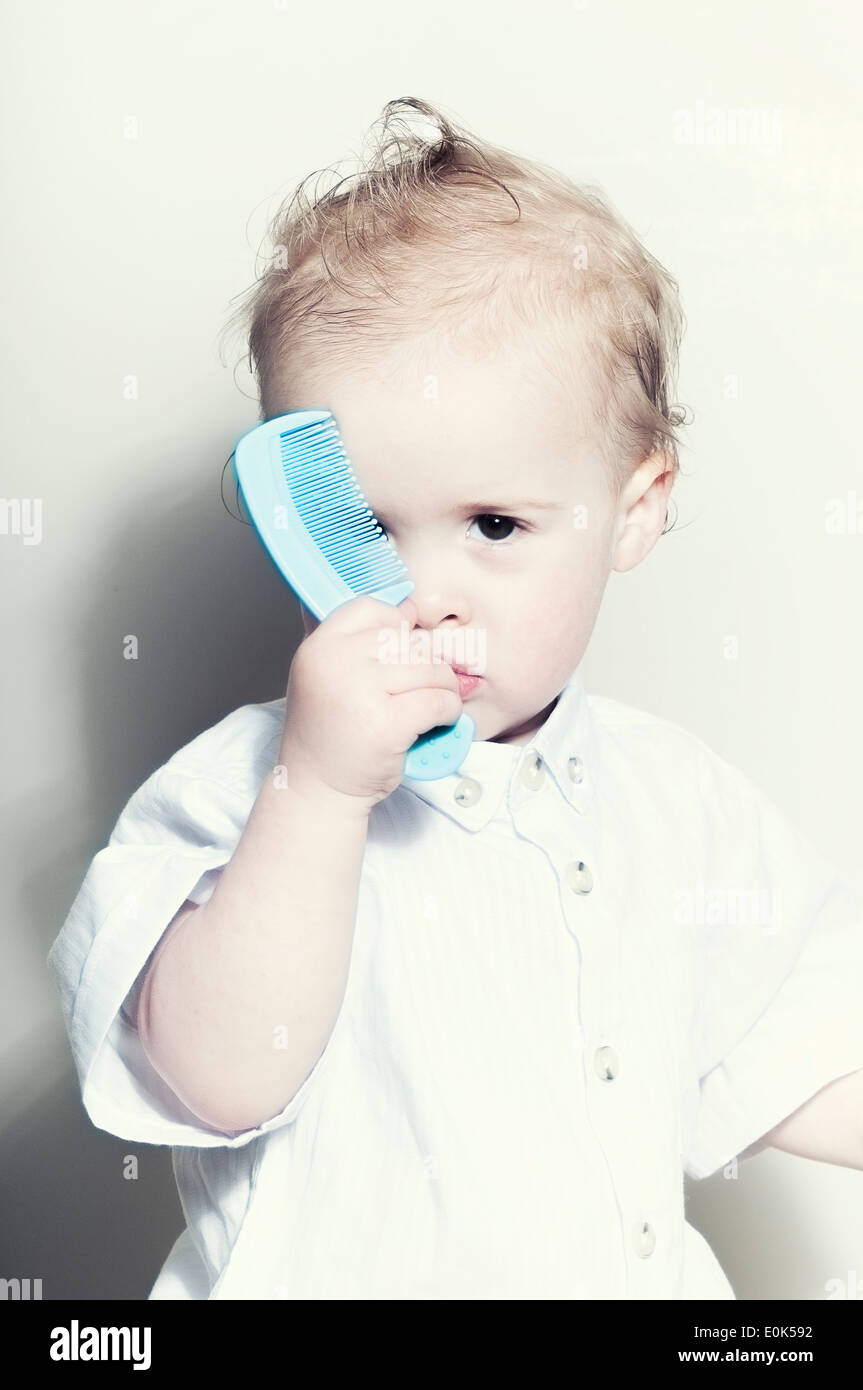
{"left": 47, "top": 666, "right": 863, "bottom": 1300}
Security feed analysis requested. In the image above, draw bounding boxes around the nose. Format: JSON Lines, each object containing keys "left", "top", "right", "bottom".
{"left": 380, "top": 530, "right": 468, "bottom": 628}
{"left": 399, "top": 556, "right": 477, "bottom": 669}
{"left": 404, "top": 570, "right": 472, "bottom": 636}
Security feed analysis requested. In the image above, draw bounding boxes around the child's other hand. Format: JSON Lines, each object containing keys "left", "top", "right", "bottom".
{"left": 281, "top": 595, "right": 462, "bottom": 813}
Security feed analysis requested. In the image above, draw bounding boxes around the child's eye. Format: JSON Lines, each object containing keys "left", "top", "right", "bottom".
{"left": 375, "top": 514, "right": 528, "bottom": 546}
{"left": 467, "top": 513, "right": 526, "bottom": 545}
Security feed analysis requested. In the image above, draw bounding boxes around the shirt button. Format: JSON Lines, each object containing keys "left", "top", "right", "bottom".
{"left": 567, "top": 755, "right": 585, "bottom": 785}
{"left": 520, "top": 752, "right": 546, "bottom": 790}
{"left": 565, "top": 860, "right": 593, "bottom": 894}
{"left": 593, "top": 1045, "right": 619, "bottom": 1080}
{"left": 632, "top": 1220, "right": 656, "bottom": 1258}
{"left": 453, "top": 777, "right": 482, "bottom": 808}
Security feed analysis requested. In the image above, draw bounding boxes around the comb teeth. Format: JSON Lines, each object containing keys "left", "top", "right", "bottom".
{"left": 280, "top": 417, "right": 409, "bottom": 594}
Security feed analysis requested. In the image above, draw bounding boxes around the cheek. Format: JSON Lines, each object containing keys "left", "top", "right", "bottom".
{"left": 499, "top": 551, "right": 602, "bottom": 646}
{"left": 515, "top": 544, "right": 596, "bottom": 613}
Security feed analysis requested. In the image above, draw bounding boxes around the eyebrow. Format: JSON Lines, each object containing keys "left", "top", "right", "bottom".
{"left": 456, "top": 499, "right": 561, "bottom": 512}
{"left": 370, "top": 497, "right": 563, "bottom": 527}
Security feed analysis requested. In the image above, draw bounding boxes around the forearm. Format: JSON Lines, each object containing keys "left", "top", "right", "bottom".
{"left": 747, "top": 1068, "right": 863, "bottom": 1171}
{"left": 137, "top": 763, "right": 370, "bottom": 1134}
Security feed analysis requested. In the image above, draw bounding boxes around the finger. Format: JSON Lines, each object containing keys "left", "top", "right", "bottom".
{"left": 391, "top": 686, "right": 465, "bottom": 742}
{"left": 324, "top": 592, "right": 417, "bottom": 636}
{"left": 374, "top": 656, "right": 462, "bottom": 697}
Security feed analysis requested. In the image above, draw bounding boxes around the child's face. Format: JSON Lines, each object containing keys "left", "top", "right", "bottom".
{"left": 289, "top": 333, "right": 670, "bottom": 746}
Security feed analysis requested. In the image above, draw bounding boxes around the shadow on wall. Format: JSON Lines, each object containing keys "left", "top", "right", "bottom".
{"left": 69, "top": 459, "right": 302, "bottom": 818}
{"left": 5, "top": 458, "right": 300, "bottom": 1298}
{"left": 684, "top": 1160, "right": 828, "bottom": 1301}
{"left": 0, "top": 1073, "right": 182, "bottom": 1299}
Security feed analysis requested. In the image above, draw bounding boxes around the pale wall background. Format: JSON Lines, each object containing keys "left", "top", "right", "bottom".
{"left": 1, "top": 0, "right": 861, "bottom": 1300}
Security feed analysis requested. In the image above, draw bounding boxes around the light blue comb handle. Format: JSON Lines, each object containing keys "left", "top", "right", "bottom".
{"left": 232, "top": 410, "right": 474, "bottom": 781}
{"left": 402, "top": 715, "right": 474, "bottom": 780}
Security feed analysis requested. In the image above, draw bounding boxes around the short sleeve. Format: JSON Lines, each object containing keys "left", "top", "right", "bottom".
{"left": 47, "top": 722, "right": 342, "bottom": 1149}
{"left": 681, "top": 745, "right": 863, "bottom": 1180}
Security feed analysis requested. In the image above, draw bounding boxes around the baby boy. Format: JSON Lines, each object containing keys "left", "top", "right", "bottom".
{"left": 49, "top": 96, "right": 863, "bottom": 1301}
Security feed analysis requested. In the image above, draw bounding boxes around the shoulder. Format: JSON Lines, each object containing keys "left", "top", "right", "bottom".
{"left": 584, "top": 687, "right": 843, "bottom": 890}
{"left": 158, "top": 697, "right": 287, "bottom": 798}
{"left": 585, "top": 689, "right": 729, "bottom": 788}
{"left": 108, "top": 697, "right": 287, "bottom": 846}
{"left": 582, "top": 688, "right": 796, "bottom": 847}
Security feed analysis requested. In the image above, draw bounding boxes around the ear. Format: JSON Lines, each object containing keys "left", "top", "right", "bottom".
{"left": 611, "top": 452, "right": 677, "bottom": 574}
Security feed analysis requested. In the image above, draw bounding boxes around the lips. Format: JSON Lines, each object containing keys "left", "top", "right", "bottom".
{"left": 454, "top": 671, "right": 481, "bottom": 700}
{"left": 450, "top": 664, "right": 483, "bottom": 677}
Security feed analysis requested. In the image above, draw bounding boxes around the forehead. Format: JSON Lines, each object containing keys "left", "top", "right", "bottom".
{"left": 286, "top": 337, "right": 599, "bottom": 509}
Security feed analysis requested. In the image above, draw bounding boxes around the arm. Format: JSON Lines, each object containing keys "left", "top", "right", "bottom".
{"left": 137, "top": 752, "right": 371, "bottom": 1135}
{"left": 740, "top": 1067, "right": 863, "bottom": 1170}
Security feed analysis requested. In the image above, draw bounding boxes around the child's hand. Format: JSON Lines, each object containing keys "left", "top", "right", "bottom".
{"left": 280, "top": 596, "right": 463, "bottom": 813}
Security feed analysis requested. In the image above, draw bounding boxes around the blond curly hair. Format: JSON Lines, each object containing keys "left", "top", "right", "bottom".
{"left": 221, "top": 97, "right": 689, "bottom": 504}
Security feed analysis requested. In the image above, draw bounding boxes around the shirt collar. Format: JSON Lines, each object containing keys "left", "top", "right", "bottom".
{"left": 399, "top": 665, "right": 599, "bottom": 832}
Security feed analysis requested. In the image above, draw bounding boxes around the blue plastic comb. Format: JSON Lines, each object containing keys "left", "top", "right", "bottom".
{"left": 231, "top": 409, "right": 475, "bottom": 781}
